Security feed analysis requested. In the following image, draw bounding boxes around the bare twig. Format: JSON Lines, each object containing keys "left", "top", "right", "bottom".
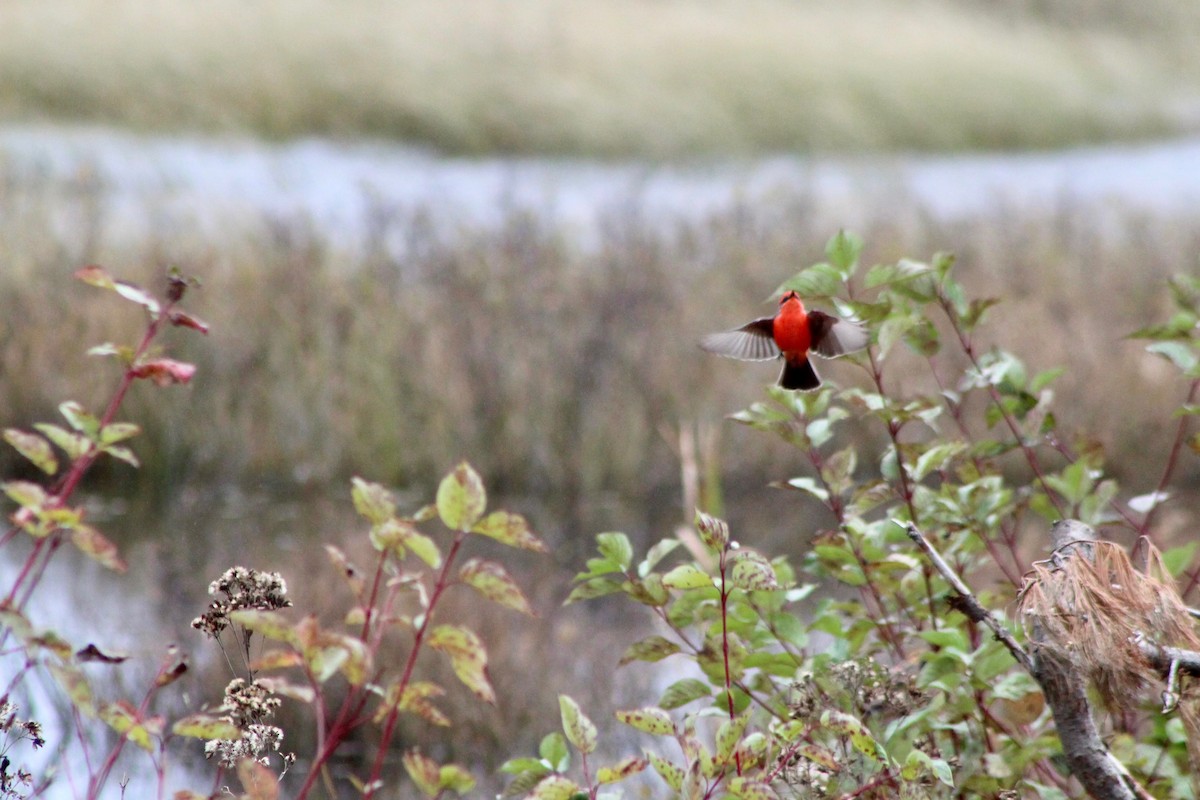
{"left": 899, "top": 521, "right": 1032, "bottom": 672}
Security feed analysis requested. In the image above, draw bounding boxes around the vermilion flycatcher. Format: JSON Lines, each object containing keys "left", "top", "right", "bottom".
{"left": 701, "top": 290, "right": 868, "bottom": 390}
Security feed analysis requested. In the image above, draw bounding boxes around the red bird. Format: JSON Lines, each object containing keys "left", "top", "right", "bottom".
{"left": 701, "top": 290, "right": 868, "bottom": 390}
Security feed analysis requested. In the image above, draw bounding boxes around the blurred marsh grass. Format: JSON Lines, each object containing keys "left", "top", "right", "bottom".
{"left": 5, "top": 164, "right": 1200, "bottom": 799}
{"left": 2, "top": 0, "right": 1199, "bottom": 156}
{"left": 2, "top": 166, "right": 1199, "bottom": 561}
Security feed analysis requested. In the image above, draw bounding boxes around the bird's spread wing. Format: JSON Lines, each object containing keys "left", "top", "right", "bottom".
{"left": 808, "top": 311, "right": 869, "bottom": 358}
{"left": 699, "top": 318, "right": 779, "bottom": 361}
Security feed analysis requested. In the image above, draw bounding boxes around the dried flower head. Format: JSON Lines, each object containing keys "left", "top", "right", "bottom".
{"left": 0, "top": 700, "right": 44, "bottom": 799}
{"left": 203, "top": 679, "right": 295, "bottom": 771}
{"left": 788, "top": 658, "right": 924, "bottom": 722}
{"left": 192, "top": 566, "right": 291, "bottom": 638}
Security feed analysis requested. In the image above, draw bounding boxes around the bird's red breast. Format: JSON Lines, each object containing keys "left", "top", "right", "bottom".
{"left": 772, "top": 291, "right": 811, "bottom": 355}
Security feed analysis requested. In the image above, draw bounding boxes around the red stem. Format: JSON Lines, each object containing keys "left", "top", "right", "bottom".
{"left": 717, "top": 549, "right": 743, "bottom": 777}
{"left": 296, "top": 531, "right": 467, "bottom": 799}
{"left": 5, "top": 296, "right": 178, "bottom": 610}
{"left": 1136, "top": 378, "right": 1200, "bottom": 542}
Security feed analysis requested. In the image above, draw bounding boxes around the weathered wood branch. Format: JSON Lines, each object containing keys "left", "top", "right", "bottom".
{"left": 903, "top": 520, "right": 1200, "bottom": 800}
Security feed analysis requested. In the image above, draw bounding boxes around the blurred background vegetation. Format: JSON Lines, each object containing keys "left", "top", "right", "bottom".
{"left": 2, "top": 0, "right": 1200, "bottom": 155}
{"left": 2, "top": 0, "right": 1200, "bottom": 795}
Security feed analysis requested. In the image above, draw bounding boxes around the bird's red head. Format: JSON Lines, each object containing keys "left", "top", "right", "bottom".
{"left": 779, "top": 290, "right": 802, "bottom": 306}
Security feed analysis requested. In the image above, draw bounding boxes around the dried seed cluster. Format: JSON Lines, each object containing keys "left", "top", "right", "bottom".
{"left": 0, "top": 701, "right": 44, "bottom": 799}
{"left": 204, "top": 679, "right": 295, "bottom": 771}
{"left": 191, "top": 566, "right": 292, "bottom": 638}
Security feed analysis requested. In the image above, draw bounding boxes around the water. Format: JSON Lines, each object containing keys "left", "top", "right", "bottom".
{"left": 3, "top": 125, "right": 1200, "bottom": 256}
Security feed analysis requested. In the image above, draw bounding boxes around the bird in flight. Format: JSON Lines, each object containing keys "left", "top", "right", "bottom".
{"left": 700, "top": 290, "right": 868, "bottom": 390}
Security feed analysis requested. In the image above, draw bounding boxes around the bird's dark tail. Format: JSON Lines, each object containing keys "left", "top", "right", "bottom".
{"left": 779, "top": 358, "right": 820, "bottom": 391}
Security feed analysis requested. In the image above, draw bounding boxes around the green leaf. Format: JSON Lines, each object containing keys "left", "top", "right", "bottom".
{"left": 910, "top": 442, "right": 967, "bottom": 483}
{"left": 98, "top": 422, "right": 140, "bottom": 445}
{"left": 438, "top": 764, "right": 476, "bottom": 795}
{"left": 825, "top": 229, "right": 863, "bottom": 278}
{"left": 783, "top": 476, "right": 829, "bottom": 502}
{"left": 3, "top": 429, "right": 58, "bottom": 474}
{"left": 2, "top": 480, "right": 49, "bottom": 510}
{"left": 658, "top": 678, "right": 711, "bottom": 710}
{"left": 33, "top": 423, "right": 90, "bottom": 460}
{"left": 499, "top": 757, "right": 548, "bottom": 776}
{"left": 778, "top": 262, "right": 843, "bottom": 298}
{"left": 618, "top": 635, "right": 681, "bottom": 666}
{"left": 100, "top": 701, "right": 157, "bottom": 751}
{"left": 616, "top": 707, "right": 675, "bottom": 735}
{"left": 1146, "top": 341, "right": 1199, "bottom": 375}
{"left": 596, "top": 532, "right": 634, "bottom": 571}
{"left": 528, "top": 775, "right": 582, "bottom": 800}
{"left": 351, "top": 477, "right": 396, "bottom": 525}
{"left": 113, "top": 280, "right": 162, "bottom": 315}
{"left": 429, "top": 624, "right": 495, "bottom": 703}
{"left": 380, "top": 680, "right": 449, "bottom": 726}
{"left": 372, "top": 518, "right": 442, "bottom": 567}
{"left": 71, "top": 523, "right": 127, "bottom": 572}
{"left": 49, "top": 662, "right": 96, "bottom": 717}
{"left": 564, "top": 577, "right": 625, "bottom": 603}
{"left": 558, "top": 695, "right": 598, "bottom": 755}
{"left": 403, "top": 750, "right": 442, "bottom": 797}
{"left": 865, "top": 259, "right": 933, "bottom": 289}
{"left": 59, "top": 401, "right": 100, "bottom": 438}
{"left": 1162, "top": 541, "right": 1199, "bottom": 576}
{"left": 821, "top": 711, "right": 884, "bottom": 764}
{"left": 539, "top": 732, "right": 570, "bottom": 772}
{"left": 86, "top": 342, "right": 135, "bottom": 361}
{"left": 639, "top": 538, "right": 681, "bottom": 576}
{"left": 716, "top": 713, "right": 750, "bottom": 762}
{"left": 471, "top": 510, "right": 547, "bottom": 552}
{"left": 730, "top": 550, "right": 779, "bottom": 592}
{"left": 596, "top": 756, "right": 648, "bottom": 784}
{"left": 662, "top": 564, "right": 713, "bottom": 590}
{"left": 437, "top": 461, "right": 487, "bottom": 531}
{"left": 172, "top": 713, "right": 242, "bottom": 741}
{"left": 101, "top": 444, "right": 139, "bottom": 468}
{"left": 648, "top": 751, "right": 684, "bottom": 791}
{"left": 727, "top": 777, "right": 781, "bottom": 800}
{"left": 459, "top": 558, "right": 535, "bottom": 615}
{"left": 228, "top": 609, "right": 297, "bottom": 644}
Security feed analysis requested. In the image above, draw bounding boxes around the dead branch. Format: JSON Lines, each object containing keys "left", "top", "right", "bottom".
{"left": 901, "top": 521, "right": 1033, "bottom": 672}
{"left": 904, "top": 519, "right": 1200, "bottom": 800}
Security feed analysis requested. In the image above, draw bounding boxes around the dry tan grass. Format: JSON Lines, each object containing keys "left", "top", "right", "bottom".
{"left": 0, "top": 0, "right": 1198, "bottom": 155}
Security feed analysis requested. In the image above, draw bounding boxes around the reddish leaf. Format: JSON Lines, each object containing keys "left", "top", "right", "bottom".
{"left": 76, "top": 643, "right": 128, "bottom": 664}
{"left": 130, "top": 358, "right": 196, "bottom": 387}
{"left": 237, "top": 758, "right": 279, "bottom": 800}
{"left": 168, "top": 309, "right": 210, "bottom": 334}
{"left": 74, "top": 265, "right": 115, "bottom": 288}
